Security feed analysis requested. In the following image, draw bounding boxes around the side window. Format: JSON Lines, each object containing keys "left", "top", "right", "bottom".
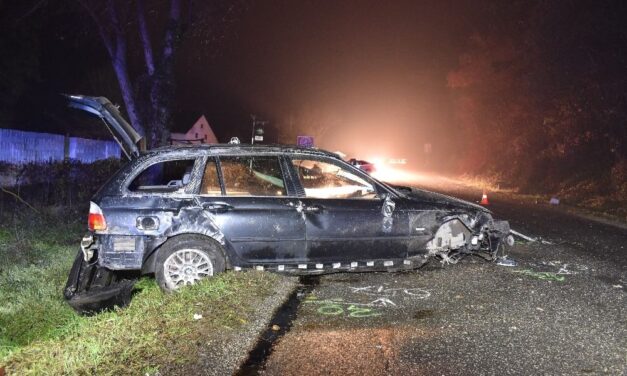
{"left": 128, "top": 159, "right": 196, "bottom": 193}
{"left": 292, "top": 159, "right": 377, "bottom": 199}
{"left": 200, "top": 159, "right": 221, "bottom": 195}
{"left": 220, "top": 156, "right": 286, "bottom": 196}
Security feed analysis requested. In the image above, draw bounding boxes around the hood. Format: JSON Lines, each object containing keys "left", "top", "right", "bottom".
{"left": 394, "top": 185, "right": 490, "bottom": 213}
{"left": 65, "top": 95, "right": 142, "bottom": 160}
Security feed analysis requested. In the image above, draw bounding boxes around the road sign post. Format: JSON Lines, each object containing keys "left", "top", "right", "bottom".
{"left": 297, "top": 136, "right": 314, "bottom": 148}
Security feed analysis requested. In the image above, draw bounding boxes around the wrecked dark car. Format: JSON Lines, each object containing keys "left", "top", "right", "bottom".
{"left": 63, "top": 95, "right": 512, "bottom": 314}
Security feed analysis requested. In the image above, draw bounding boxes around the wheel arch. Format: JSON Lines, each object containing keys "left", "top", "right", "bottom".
{"left": 141, "top": 232, "right": 232, "bottom": 274}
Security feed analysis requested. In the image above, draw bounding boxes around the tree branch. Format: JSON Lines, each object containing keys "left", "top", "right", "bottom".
{"left": 106, "top": 0, "right": 122, "bottom": 36}
{"left": 100, "top": 0, "right": 145, "bottom": 137}
{"left": 137, "top": 0, "right": 155, "bottom": 76}
{"left": 77, "top": 0, "right": 114, "bottom": 57}
{"left": 0, "top": 187, "right": 40, "bottom": 214}
{"left": 14, "top": 0, "right": 47, "bottom": 25}
{"left": 162, "top": 0, "right": 182, "bottom": 61}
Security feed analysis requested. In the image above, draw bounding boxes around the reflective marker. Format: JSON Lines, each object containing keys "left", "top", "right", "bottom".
{"left": 383, "top": 261, "right": 393, "bottom": 266}
{"left": 367, "top": 261, "right": 375, "bottom": 266}
{"left": 278, "top": 265, "right": 285, "bottom": 271}
{"left": 316, "top": 263, "right": 323, "bottom": 269}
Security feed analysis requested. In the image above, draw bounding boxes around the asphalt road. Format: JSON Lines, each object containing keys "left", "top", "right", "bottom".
{"left": 256, "top": 182, "right": 627, "bottom": 375}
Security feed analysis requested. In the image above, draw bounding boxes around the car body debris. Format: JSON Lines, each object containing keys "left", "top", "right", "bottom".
{"left": 510, "top": 229, "right": 553, "bottom": 245}
{"left": 496, "top": 257, "right": 518, "bottom": 267}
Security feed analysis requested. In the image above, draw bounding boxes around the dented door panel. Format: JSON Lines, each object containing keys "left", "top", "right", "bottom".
{"left": 301, "top": 198, "right": 410, "bottom": 261}
{"left": 196, "top": 196, "right": 307, "bottom": 264}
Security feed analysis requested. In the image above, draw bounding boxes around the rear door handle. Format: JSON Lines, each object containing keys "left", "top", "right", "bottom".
{"left": 304, "top": 204, "right": 323, "bottom": 214}
{"left": 203, "top": 203, "right": 233, "bottom": 213}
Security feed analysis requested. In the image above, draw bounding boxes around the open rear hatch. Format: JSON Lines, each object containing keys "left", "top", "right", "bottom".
{"left": 65, "top": 95, "right": 142, "bottom": 159}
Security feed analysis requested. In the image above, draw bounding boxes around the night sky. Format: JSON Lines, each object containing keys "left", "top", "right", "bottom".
{"left": 1, "top": 0, "right": 625, "bottom": 183}
{"left": 2, "top": 0, "right": 488, "bottom": 153}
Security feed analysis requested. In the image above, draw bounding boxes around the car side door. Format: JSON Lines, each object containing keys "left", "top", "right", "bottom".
{"left": 288, "top": 156, "right": 410, "bottom": 264}
{"left": 195, "top": 155, "right": 307, "bottom": 267}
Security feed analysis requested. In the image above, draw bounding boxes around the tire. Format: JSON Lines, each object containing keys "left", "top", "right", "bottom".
{"left": 155, "top": 234, "right": 226, "bottom": 292}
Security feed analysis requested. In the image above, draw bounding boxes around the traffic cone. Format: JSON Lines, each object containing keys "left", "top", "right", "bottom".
{"left": 480, "top": 191, "right": 489, "bottom": 205}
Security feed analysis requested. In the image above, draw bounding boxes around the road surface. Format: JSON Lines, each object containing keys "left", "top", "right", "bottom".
{"left": 250, "top": 178, "right": 627, "bottom": 375}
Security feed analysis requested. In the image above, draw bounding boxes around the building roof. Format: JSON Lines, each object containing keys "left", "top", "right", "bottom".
{"left": 170, "top": 115, "right": 218, "bottom": 143}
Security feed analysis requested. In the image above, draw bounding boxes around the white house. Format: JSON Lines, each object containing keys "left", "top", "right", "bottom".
{"left": 170, "top": 115, "right": 218, "bottom": 145}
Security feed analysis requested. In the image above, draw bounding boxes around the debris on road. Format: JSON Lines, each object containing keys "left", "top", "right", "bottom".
{"left": 496, "top": 257, "right": 518, "bottom": 267}
{"left": 510, "top": 229, "right": 538, "bottom": 242}
{"left": 556, "top": 264, "right": 575, "bottom": 275}
{"left": 510, "top": 229, "right": 553, "bottom": 245}
{"left": 513, "top": 269, "right": 566, "bottom": 282}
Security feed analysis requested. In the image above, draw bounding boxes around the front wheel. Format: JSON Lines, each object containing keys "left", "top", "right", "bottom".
{"left": 155, "top": 235, "right": 226, "bottom": 292}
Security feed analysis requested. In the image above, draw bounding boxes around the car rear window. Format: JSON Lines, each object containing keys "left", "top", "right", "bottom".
{"left": 220, "top": 156, "right": 286, "bottom": 196}
{"left": 128, "top": 159, "right": 196, "bottom": 193}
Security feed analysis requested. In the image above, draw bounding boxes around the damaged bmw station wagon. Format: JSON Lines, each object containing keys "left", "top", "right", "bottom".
{"left": 64, "top": 95, "right": 512, "bottom": 313}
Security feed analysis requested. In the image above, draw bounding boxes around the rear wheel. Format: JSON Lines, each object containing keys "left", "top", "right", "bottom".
{"left": 155, "top": 235, "right": 226, "bottom": 292}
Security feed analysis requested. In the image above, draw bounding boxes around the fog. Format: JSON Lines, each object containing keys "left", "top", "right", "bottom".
{"left": 177, "top": 0, "right": 483, "bottom": 172}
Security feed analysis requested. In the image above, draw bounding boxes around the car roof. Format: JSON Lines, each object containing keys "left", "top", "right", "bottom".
{"left": 143, "top": 143, "right": 343, "bottom": 159}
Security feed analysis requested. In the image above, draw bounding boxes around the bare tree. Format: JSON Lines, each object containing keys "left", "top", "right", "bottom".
{"left": 77, "top": 0, "right": 244, "bottom": 148}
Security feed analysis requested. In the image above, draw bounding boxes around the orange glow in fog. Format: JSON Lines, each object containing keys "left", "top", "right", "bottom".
{"left": 370, "top": 164, "right": 428, "bottom": 185}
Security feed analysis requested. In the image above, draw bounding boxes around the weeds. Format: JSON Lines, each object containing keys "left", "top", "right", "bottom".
{"left": 0, "top": 211, "right": 283, "bottom": 375}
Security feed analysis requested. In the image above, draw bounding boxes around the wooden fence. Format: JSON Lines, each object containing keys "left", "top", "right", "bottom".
{"left": 0, "top": 128, "right": 120, "bottom": 164}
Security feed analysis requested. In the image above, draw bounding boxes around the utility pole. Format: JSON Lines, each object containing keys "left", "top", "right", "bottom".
{"left": 250, "top": 114, "right": 267, "bottom": 145}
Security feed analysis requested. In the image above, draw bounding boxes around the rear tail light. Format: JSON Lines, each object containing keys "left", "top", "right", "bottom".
{"left": 88, "top": 201, "right": 107, "bottom": 231}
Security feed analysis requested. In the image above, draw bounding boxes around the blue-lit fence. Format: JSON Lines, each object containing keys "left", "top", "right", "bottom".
{"left": 0, "top": 128, "right": 120, "bottom": 164}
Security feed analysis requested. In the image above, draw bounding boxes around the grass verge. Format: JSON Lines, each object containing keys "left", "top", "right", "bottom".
{"left": 0, "top": 210, "right": 289, "bottom": 375}
{"left": 455, "top": 174, "right": 627, "bottom": 223}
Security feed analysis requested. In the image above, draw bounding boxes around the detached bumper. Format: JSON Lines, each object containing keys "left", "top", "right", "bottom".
{"left": 64, "top": 251, "right": 137, "bottom": 314}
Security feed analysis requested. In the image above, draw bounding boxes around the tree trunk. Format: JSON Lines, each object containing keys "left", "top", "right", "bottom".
{"left": 111, "top": 56, "right": 145, "bottom": 138}
{"left": 146, "top": 0, "right": 182, "bottom": 148}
